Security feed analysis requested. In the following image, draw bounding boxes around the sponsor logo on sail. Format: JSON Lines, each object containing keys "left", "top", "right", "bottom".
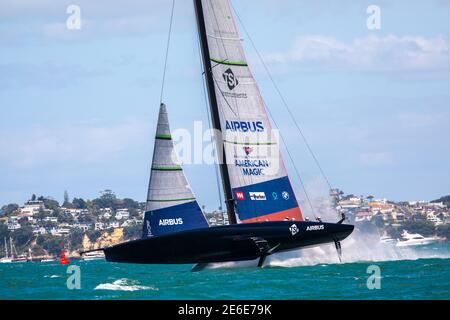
{"left": 235, "top": 159, "right": 269, "bottom": 176}
{"left": 282, "top": 191, "right": 290, "bottom": 200}
{"left": 289, "top": 224, "right": 299, "bottom": 236}
{"left": 236, "top": 191, "right": 245, "bottom": 200}
{"left": 225, "top": 120, "right": 264, "bottom": 132}
{"left": 249, "top": 192, "right": 266, "bottom": 200}
{"left": 223, "top": 68, "right": 238, "bottom": 90}
{"left": 306, "top": 224, "right": 324, "bottom": 231}
{"left": 244, "top": 146, "right": 253, "bottom": 155}
{"left": 159, "top": 218, "right": 183, "bottom": 226}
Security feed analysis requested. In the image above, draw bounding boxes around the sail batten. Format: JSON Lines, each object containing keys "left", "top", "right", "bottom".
{"left": 196, "top": 0, "right": 304, "bottom": 223}
{"left": 210, "top": 57, "right": 248, "bottom": 66}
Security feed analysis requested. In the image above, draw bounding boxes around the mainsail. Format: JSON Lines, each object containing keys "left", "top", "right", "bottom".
{"left": 142, "top": 103, "right": 208, "bottom": 237}
{"left": 195, "top": 0, "right": 303, "bottom": 223}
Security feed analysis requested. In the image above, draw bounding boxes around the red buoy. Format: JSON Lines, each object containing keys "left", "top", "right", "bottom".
{"left": 59, "top": 242, "right": 70, "bottom": 265}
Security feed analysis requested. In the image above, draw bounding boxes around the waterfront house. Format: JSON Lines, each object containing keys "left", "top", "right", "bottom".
{"left": 115, "top": 209, "right": 130, "bottom": 220}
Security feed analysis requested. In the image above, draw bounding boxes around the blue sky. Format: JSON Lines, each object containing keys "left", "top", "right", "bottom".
{"left": 1, "top": 0, "right": 449, "bottom": 209}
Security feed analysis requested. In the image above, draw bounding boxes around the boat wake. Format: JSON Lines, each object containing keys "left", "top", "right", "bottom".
{"left": 266, "top": 234, "right": 450, "bottom": 268}
{"left": 263, "top": 181, "right": 450, "bottom": 268}
{"left": 201, "top": 229, "right": 449, "bottom": 271}
{"left": 94, "top": 278, "right": 158, "bottom": 292}
{"left": 201, "top": 181, "right": 450, "bottom": 270}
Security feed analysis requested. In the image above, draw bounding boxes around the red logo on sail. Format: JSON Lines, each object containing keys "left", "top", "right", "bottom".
{"left": 235, "top": 191, "right": 245, "bottom": 200}
{"left": 243, "top": 147, "right": 253, "bottom": 155}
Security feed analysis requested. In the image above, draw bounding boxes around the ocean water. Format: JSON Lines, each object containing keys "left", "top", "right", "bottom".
{"left": 1, "top": 243, "right": 449, "bottom": 300}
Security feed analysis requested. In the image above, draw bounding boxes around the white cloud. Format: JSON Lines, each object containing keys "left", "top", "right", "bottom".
{"left": 264, "top": 35, "right": 450, "bottom": 72}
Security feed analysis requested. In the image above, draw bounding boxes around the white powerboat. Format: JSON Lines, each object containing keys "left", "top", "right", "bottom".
{"left": 82, "top": 250, "right": 105, "bottom": 261}
{"left": 380, "top": 235, "right": 397, "bottom": 244}
{"left": 396, "top": 230, "right": 436, "bottom": 247}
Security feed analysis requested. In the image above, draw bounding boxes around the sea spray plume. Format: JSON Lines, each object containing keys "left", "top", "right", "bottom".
{"left": 198, "top": 179, "right": 447, "bottom": 271}
{"left": 266, "top": 179, "right": 448, "bottom": 268}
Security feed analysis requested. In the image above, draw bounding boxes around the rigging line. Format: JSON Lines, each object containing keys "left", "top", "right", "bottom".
{"left": 159, "top": 0, "right": 176, "bottom": 104}
{"left": 196, "top": 34, "right": 224, "bottom": 212}
{"left": 263, "top": 98, "right": 316, "bottom": 218}
{"left": 231, "top": 4, "right": 333, "bottom": 191}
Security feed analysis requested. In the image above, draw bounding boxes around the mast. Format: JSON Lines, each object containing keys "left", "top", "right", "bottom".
{"left": 4, "top": 237, "right": 8, "bottom": 258}
{"left": 10, "top": 236, "right": 14, "bottom": 259}
{"left": 193, "top": 0, "right": 237, "bottom": 224}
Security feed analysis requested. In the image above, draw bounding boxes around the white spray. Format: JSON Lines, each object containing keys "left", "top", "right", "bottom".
{"left": 204, "top": 178, "right": 448, "bottom": 270}
{"left": 267, "top": 178, "right": 449, "bottom": 268}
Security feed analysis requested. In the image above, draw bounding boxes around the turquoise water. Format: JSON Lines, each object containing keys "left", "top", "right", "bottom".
{"left": 1, "top": 244, "right": 449, "bottom": 300}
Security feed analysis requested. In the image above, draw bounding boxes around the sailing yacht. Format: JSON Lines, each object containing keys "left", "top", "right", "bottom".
{"left": 82, "top": 0, "right": 354, "bottom": 268}
{"left": 0, "top": 237, "right": 13, "bottom": 263}
{"left": 1, "top": 237, "right": 27, "bottom": 263}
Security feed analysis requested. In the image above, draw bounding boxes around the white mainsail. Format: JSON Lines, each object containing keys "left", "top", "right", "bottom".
{"left": 198, "top": 0, "right": 303, "bottom": 223}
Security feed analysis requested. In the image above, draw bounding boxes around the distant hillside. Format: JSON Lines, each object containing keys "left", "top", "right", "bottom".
{"left": 431, "top": 195, "right": 450, "bottom": 204}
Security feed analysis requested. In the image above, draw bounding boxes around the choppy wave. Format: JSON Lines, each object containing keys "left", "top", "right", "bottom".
{"left": 95, "top": 278, "right": 158, "bottom": 291}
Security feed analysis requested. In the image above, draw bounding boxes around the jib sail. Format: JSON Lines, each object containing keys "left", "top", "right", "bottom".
{"left": 142, "top": 103, "right": 208, "bottom": 237}
{"left": 194, "top": 0, "right": 304, "bottom": 223}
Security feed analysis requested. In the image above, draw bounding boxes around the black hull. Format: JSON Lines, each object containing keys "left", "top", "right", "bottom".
{"left": 103, "top": 221, "right": 354, "bottom": 264}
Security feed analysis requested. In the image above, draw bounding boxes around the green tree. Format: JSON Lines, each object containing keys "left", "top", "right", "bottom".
{"left": 0, "top": 222, "right": 9, "bottom": 240}
{"left": 1, "top": 203, "right": 19, "bottom": 216}
{"left": 58, "top": 211, "right": 74, "bottom": 224}
{"left": 78, "top": 213, "right": 96, "bottom": 224}
{"left": 36, "top": 235, "right": 64, "bottom": 256}
{"left": 72, "top": 198, "right": 87, "bottom": 209}
{"left": 35, "top": 208, "right": 47, "bottom": 221}
{"left": 123, "top": 224, "right": 141, "bottom": 240}
{"left": 87, "top": 230, "right": 101, "bottom": 242}
{"left": 121, "top": 198, "right": 139, "bottom": 209}
{"left": 93, "top": 190, "right": 118, "bottom": 209}
{"left": 12, "top": 226, "right": 34, "bottom": 248}
{"left": 36, "top": 234, "right": 49, "bottom": 246}
{"left": 63, "top": 190, "right": 72, "bottom": 208}
{"left": 42, "top": 197, "right": 60, "bottom": 211}
{"left": 128, "top": 208, "right": 142, "bottom": 219}
{"left": 69, "top": 229, "right": 84, "bottom": 249}
{"left": 431, "top": 195, "right": 450, "bottom": 205}
{"left": 436, "top": 224, "right": 450, "bottom": 239}
{"left": 402, "top": 220, "right": 436, "bottom": 237}
{"left": 43, "top": 237, "right": 61, "bottom": 256}
{"left": 40, "top": 220, "right": 57, "bottom": 229}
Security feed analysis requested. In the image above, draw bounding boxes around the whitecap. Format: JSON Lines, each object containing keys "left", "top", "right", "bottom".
{"left": 94, "top": 278, "right": 158, "bottom": 291}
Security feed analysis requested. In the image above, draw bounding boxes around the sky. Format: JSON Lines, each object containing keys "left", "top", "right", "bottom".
{"left": 1, "top": 0, "right": 449, "bottom": 210}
